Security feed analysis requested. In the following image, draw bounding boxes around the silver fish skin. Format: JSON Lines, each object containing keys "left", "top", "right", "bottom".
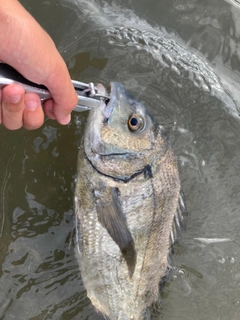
{"left": 75, "top": 82, "right": 181, "bottom": 320}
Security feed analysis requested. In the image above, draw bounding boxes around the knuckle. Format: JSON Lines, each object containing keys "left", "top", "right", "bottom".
{"left": 4, "top": 104, "right": 23, "bottom": 113}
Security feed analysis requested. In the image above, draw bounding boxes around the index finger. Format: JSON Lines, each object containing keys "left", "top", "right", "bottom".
{"left": 43, "top": 67, "right": 78, "bottom": 125}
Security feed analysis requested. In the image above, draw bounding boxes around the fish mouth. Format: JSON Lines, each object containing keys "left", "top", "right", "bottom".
{"left": 102, "top": 82, "right": 119, "bottom": 120}
{"left": 95, "top": 151, "right": 134, "bottom": 158}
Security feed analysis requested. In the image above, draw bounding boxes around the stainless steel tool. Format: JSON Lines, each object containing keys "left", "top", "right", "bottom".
{"left": 0, "top": 62, "right": 109, "bottom": 112}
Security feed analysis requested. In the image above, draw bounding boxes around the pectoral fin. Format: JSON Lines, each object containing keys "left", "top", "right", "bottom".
{"left": 170, "top": 190, "right": 188, "bottom": 245}
{"left": 95, "top": 187, "right": 136, "bottom": 277}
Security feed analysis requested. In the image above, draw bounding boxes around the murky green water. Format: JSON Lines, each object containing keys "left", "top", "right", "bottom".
{"left": 1, "top": 0, "right": 240, "bottom": 319}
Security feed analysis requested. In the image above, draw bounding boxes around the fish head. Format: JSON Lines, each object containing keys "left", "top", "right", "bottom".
{"left": 84, "top": 82, "right": 167, "bottom": 181}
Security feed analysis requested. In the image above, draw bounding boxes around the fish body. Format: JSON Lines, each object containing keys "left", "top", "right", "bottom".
{"left": 75, "top": 82, "right": 182, "bottom": 319}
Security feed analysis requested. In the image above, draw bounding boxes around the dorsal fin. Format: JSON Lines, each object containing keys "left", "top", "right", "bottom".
{"left": 95, "top": 187, "right": 136, "bottom": 277}
{"left": 170, "top": 190, "right": 188, "bottom": 245}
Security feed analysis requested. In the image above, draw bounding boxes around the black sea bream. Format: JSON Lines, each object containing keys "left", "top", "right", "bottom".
{"left": 75, "top": 82, "right": 185, "bottom": 319}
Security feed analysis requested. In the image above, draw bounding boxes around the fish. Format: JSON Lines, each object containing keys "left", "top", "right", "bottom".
{"left": 75, "top": 82, "right": 186, "bottom": 320}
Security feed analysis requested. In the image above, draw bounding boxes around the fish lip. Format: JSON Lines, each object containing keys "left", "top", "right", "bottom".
{"left": 96, "top": 83, "right": 108, "bottom": 97}
{"left": 102, "top": 82, "right": 118, "bottom": 119}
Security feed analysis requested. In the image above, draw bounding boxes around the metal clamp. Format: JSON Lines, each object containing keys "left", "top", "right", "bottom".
{"left": 0, "top": 63, "right": 109, "bottom": 113}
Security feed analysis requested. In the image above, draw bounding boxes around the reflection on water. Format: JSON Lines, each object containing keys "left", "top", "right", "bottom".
{"left": 0, "top": 118, "right": 98, "bottom": 319}
{"left": 1, "top": 0, "right": 240, "bottom": 319}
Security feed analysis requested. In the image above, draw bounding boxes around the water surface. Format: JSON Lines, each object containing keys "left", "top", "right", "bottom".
{"left": 1, "top": 0, "right": 240, "bottom": 319}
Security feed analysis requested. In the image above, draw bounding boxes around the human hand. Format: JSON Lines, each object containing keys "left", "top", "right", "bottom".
{"left": 0, "top": 0, "right": 78, "bottom": 130}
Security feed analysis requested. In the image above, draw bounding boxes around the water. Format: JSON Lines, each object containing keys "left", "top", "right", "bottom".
{"left": 1, "top": 0, "right": 240, "bottom": 319}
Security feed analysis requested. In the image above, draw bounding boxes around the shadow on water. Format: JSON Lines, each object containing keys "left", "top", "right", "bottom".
{"left": 1, "top": 0, "right": 240, "bottom": 319}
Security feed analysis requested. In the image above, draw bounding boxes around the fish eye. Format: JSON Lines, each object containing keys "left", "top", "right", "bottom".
{"left": 128, "top": 114, "right": 145, "bottom": 132}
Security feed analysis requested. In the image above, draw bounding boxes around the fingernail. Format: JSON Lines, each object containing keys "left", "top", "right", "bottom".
{"left": 10, "top": 94, "right": 22, "bottom": 104}
{"left": 60, "top": 114, "right": 71, "bottom": 125}
{"left": 25, "top": 99, "right": 38, "bottom": 111}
